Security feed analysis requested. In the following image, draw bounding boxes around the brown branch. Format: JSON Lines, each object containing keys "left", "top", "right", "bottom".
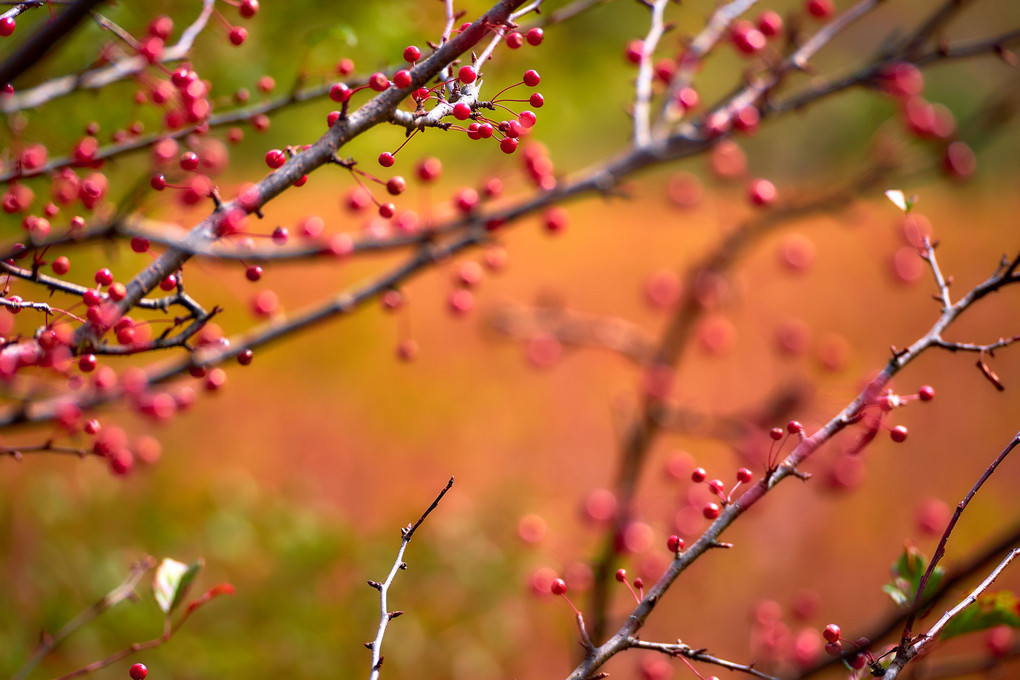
{"left": 0, "top": 0, "right": 107, "bottom": 85}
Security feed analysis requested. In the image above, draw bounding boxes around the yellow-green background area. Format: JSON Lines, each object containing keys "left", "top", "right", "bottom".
{"left": 2, "top": 1, "right": 1020, "bottom": 680}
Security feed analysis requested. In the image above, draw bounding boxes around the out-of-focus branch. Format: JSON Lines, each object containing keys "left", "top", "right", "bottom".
{"left": 11, "top": 556, "right": 156, "bottom": 680}
{"left": 629, "top": 638, "right": 781, "bottom": 680}
{"left": 883, "top": 547, "right": 1020, "bottom": 679}
{"left": 0, "top": 0, "right": 108, "bottom": 86}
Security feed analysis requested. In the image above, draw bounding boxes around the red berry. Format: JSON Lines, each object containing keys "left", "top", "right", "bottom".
{"left": 748, "top": 178, "right": 777, "bottom": 206}
{"left": 550, "top": 578, "right": 567, "bottom": 595}
{"left": 336, "top": 58, "right": 354, "bottom": 75}
{"left": 393, "top": 69, "right": 412, "bottom": 88}
{"left": 378, "top": 152, "right": 395, "bottom": 167}
{"left": 890, "top": 425, "right": 908, "bottom": 443}
{"left": 691, "top": 467, "right": 707, "bottom": 483}
{"left": 454, "top": 188, "right": 479, "bottom": 213}
{"left": 459, "top": 65, "right": 477, "bottom": 84}
{"left": 386, "top": 177, "right": 406, "bottom": 195}
{"left": 453, "top": 102, "right": 471, "bottom": 120}
{"left": 757, "top": 10, "right": 783, "bottom": 37}
{"left": 788, "top": 420, "right": 803, "bottom": 434}
{"left": 128, "top": 662, "right": 147, "bottom": 679}
{"left": 519, "top": 111, "right": 537, "bottom": 128}
{"left": 543, "top": 207, "right": 567, "bottom": 233}
{"left": 0, "top": 17, "right": 16, "bottom": 37}
{"left": 369, "top": 73, "right": 390, "bottom": 92}
{"left": 806, "top": 0, "right": 835, "bottom": 19}
{"left": 823, "top": 624, "right": 841, "bottom": 643}
{"left": 238, "top": 349, "right": 254, "bottom": 365}
{"left": 52, "top": 256, "right": 71, "bottom": 275}
{"left": 416, "top": 157, "right": 442, "bottom": 182}
{"left": 499, "top": 137, "right": 519, "bottom": 154}
{"left": 943, "top": 141, "right": 976, "bottom": 179}
{"left": 95, "top": 268, "right": 114, "bottom": 286}
{"left": 245, "top": 265, "right": 263, "bottom": 282}
{"left": 526, "top": 27, "right": 544, "bottom": 45}
{"left": 624, "top": 40, "right": 644, "bottom": 64}
{"left": 615, "top": 568, "right": 627, "bottom": 582}
{"left": 770, "top": 427, "right": 784, "bottom": 441}
{"left": 265, "top": 149, "right": 286, "bottom": 169}
{"left": 239, "top": 0, "right": 259, "bottom": 18}
{"left": 530, "top": 93, "right": 544, "bottom": 108}
{"left": 736, "top": 468, "right": 753, "bottom": 483}
{"left": 378, "top": 203, "right": 396, "bottom": 219}
{"left": 523, "top": 69, "right": 541, "bottom": 87}
{"left": 731, "top": 21, "right": 766, "bottom": 55}
{"left": 78, "top": 354, "right": 97, "bottom": 372}
{"left": 403, "top": 45, "right": 421, "bottom": 62}
{"left": 667, "top": 535, "right": 684, "bottom": 552}
{"left": 703, "top": 502, "right": 721, "bottom": 519}
{"left": 506, "top": 31, "right": 524, "bottom": 49}
{"left": 918, "top": 385, "right": 934, "bottom": 401}
{"left": 330, "top": 83, "right": 351, "bottom": 103}
{"left": 228, "top": 27, "right": 247, "bottom": 46}
{"left": 179, "top": 151, "right": 199, "bottom": 172}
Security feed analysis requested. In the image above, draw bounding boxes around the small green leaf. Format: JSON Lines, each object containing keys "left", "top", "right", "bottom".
{"left": 153, "top": 558, "right": 204, "bottom": 614}
{"left": 940, "top": 591, "right": 1020, "bottom": 640}
{"left": 884, "top": 544, "right": 942, "bottom": 608}
{"left": 883, "top": 583, "right": 909, "bottom": 607}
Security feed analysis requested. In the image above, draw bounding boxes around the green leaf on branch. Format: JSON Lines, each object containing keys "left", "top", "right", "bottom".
{"left": 883, "top": 544, "right": 944, "bottom": 608}
{"left": 153, "top": 558, "right": 204, "bottom": 614}
{"left": 940, "top": 591, "right": 1020, "bottom": 640}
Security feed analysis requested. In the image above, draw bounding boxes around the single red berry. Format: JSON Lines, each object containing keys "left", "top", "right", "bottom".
{"left": 453, "top": 102, "right": 471, "bottom": 120}
{"left": 890, "top": 425, "right": 908, "bottom": 443}
{"left": 83, "top": 289, "right": 102, "bottom": 307}
{"left": 543, "top": 207, "right": 567, "bottom": 233}
{"left": 624, "top": 40, "right": 644, "bottom": 64}
{"left": 736, "top": 468, "right": 753, "bottom": 484}
{"left": 95, "top": 268, "right": 114, "bottom": 286}
{"left": 271, "top": 226, "right": 289, "bottom": 245}
{"left": 667, "top": 535, "right": 684, "bottom": 552}
{"left": 386, "top": 177, "right": 406, "bottom": 195}
{"left": 675, "top": 87, "right": 699, "bottom": 112}
{"left": 160, "top": 275, "right": 177, "bottom": 291}
{"left": 130, "top": 237, "right": 150, "bottom": 253}
{"left": 748, "top": 178, "right": 777, "bottom": 206}
{"left": 526, "top": 27, "right": 544, "bottom": 45}
{"left": 228, "top": 26, "right": 248, "bottom": 46}
{"left": 179, "top": 151, "right": 199, "bottom": 172}
{"left": 823, "top": 624, "right": 841, "bottom": 643}
{"left": 239, "top": 0, "right": 259, "bottom": 18}
{"left": 403, "top": 45, "right": 421, "bottom": 62}
{"left": 519, "top": 111, "right": 537, "bottom": 128}
{"left": 417, "top": 157, "right": 442, "bottom": 182}
{"left": 703, "top": 502, "right": 721, "bottom": 519}
{"left": 708, "top": 479, "right": 725, "bottom": 496}
{"left": 336, "top": 58, "right": 354, "bottom": 75}
{"left": 327, "top": 111, "right": 341, "bottom": 128}
{"left": 129, "top": 663, "right": 147, "bottom": 680}
{"left": 523, "top": 69, "right": 541, "bottom": 87}
{"left": 530, "top": 92, "right": 544, "bottom": 108}
{"left": 245, "top": 265, "right": 263, "bottom": 282}
{"left": 378, "top": 152, "right": 395, "bottom": 167}
{"left": 454, "top": 188, "right": 479, "bottom": 213}
{"left": 691, "top": 467, "right": 707, "bottom": 483}
{"left": 459, "top": 65, "right": 477, "bottom": 84}
{"left": 757, "top": 10, "right": 783, "bottom": 37}
{"left": 52, "top": 256, "right": 71, "bottom": 275}
{"left": 788, "top": 420, "right": 803, "bottom": 434}
{"left": 733, "top": 106, "right": 760, "bottom": 134}
{"left": 330, "top": 83, "right": 351, "bottom": 103}
{"left": 824, "top": 641, "right": 843, "bottom": 656}
{"left": 506, "top": 31, "right": 524, "bottom": 49}
{"left": 257, "top": 75, "right": 275, "bottom": 93}
{"left": 769, "top": 427, "right": 784, "bottom": 441}
{"left": 393, "top": 69, "right": 412, "bottom": 88}
{"left": 265, "top": 149, "right": 286, "bottom": 169}
{"left": 500, "top": 137, "right": 519, "bottom": 154}
{"left": 918, "top": 385, "right": 935, "bottom": 401}
{"left": 78, "top": 354, "right": 97, "bottom": 372}
{"left": 0, "top": 17, "right": 16, "bottom": 37}
{"left": 731, "top": 21, "right": 766, "bottom": 55}
{"left": 550, "top": 578, "right": 567, "bottom": 595}
{"left": 615, "top": 568, "right": 627, "bottom": 582}
{"left": 369, "top": 73, "right": 389, "bottom": 91}
{"left": 806, "top": 0, "right": 835, "bottom": 19}
{"left": 238, "top": 348, "right": 254, "bottom": 365}
{"left": 378, "top": 203, "right": 396, "bottom": 219}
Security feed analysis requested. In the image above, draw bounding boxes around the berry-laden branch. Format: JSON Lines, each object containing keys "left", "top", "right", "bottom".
{"left": 563, "top": 243, "right": 1020, "bottom": 680}
{"left": 367, "top": 476, "right": 454, "bottom": 680}
{"left": 0, "top": 0, "right": 215, "bottom": 113}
